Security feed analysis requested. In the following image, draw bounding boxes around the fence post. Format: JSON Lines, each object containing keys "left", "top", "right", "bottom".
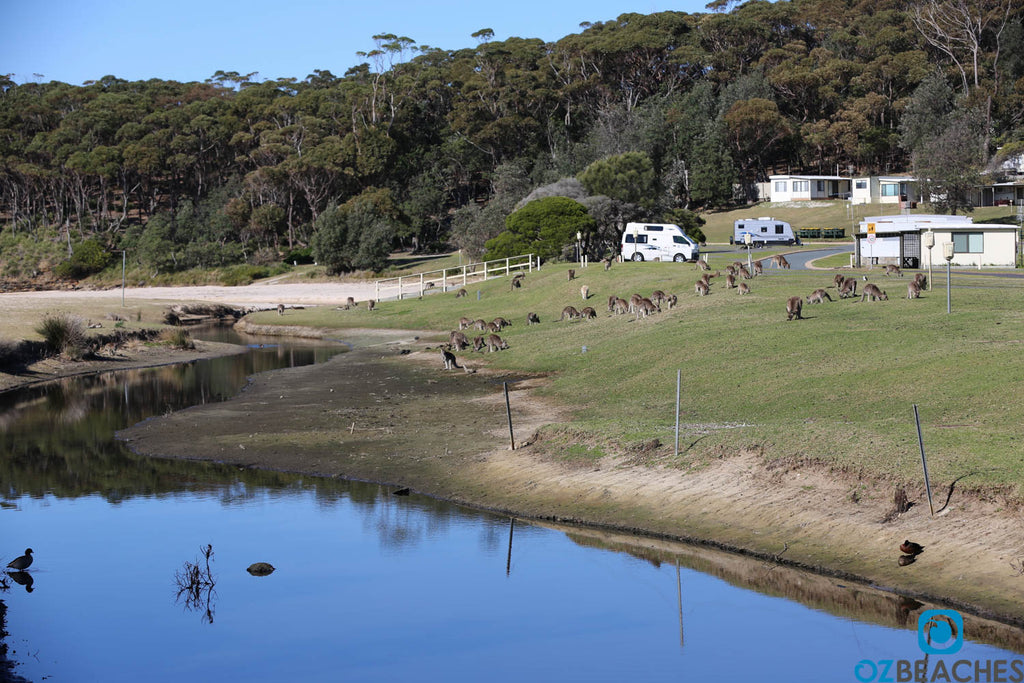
{"left": 442, "top": 269, "right": 447, "bottom": 292}
{"left": 375, "top": 281, "right": 379, "bottom": 302}
{"left": 398, "top": 276, "right": 403, "bottom": 300}
{"left": 483, "top": 261, "right": 488, "bottom": 280}
{"left": 505, "top": 257, "right": 510, "bottom": 275}
{"left": 419, "top": 273, "right": 424, "bottom": 297}
{"left": 529, "top": 255, "right": 534, "bottom": 272}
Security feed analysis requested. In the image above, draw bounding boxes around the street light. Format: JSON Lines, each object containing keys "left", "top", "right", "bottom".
{"left": 922, "top": 229, "right": 934, "bottom": 291}
{"left": 743, "top": 232, "right": 752, "bottom": 270}
{"left": 576, "top": 231, "right": 583, "bottom": 266}
{"left": 943, "top": 241, "right": 954, "bottom": 314}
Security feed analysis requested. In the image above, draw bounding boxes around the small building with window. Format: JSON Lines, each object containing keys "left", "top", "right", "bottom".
{"left": 851, "top": 176, "right": 919, "bottom": 205}
{"left": 854, "top": 215, "right": 1020, "bottom": 269}
{"left": 768, "top": 175, "right": 851, "bottom": 201}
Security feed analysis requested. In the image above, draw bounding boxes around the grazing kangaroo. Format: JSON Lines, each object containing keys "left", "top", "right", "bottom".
{"left": 560, "top": 305, "right": 581, "bottom": 321}
{"left": 449, "top": 331, "right": 470, "bottom": 351}
{"left": 455, "top": 288, "right": 468, "bottom": 298}
{"left": 603, "top": 257, "right": 613, "bottom": 271}
{"left": 651, "top": 290, "right": 667, "bottom": 306}
{"left": 834, "top": 273, "right": 846, "bottom": 289}
{"left": 366, "top": 300, "right": 375, "bottom": 311}
{"left": 580, "top": 306, "right": 597, "bottom": 319}
{"left": 580, "top": 284, "right": 589, "bottom": 300}
{"left": 861, "top": 283, "right": 888, "bottom": 301}
{"left": 473, "top": 335, "right": 486, "bottom": 352}
{"left": 487, "top": 334, "right": 509, "bottom": 352}
{"left": 607, "top": 294, "right": 618, "bottom": 312}
{"left": 839, "top": 278, "right": 858, "bottom": 298}
{"left": 725, "top": 273, "right": 736, "bottom": 289}
{"left": 806, "top": 288, "right": 832, "bottom": 304}
{"left": 666, "top": 293, "right": 678, "bottom": 309}
{"left": 628, "top": 293, "right": 643, "bottom": 313}
{"left": 772, "top": 254, "right": 791, "bottom": 269}
{"left": 738, "top": 265, "right": 752, "bottom": 280}
{"left": 700, "top": 271, "right": 720, "bottom": 287}
{"left": 345, "top": 296, "right": 357, "bottom": 309}
{"left": 510, "top": 273, "right": 525, "bottom": 290}
{"left": 492, "top": 317, "right": 511, "bottom": 330}
{"left": 753, "top": 260, "right": 764, "bottom": 276}
{"left": 277, "top": 304, "right": 285, "bottom": 315}
{"left": 568, "top": 269, "right": 576, "bottom": 281}
{"left": 907, "top": 281, "right": 922, "bottom": 299}
{"left": 786, "top": 296, "right": 803, "bottom": 320}
{"left": 695, "top": 281, "right": 710, "bottom": 296}
{"left": 473, "top": 319, "right": 487, "bottom": 331}
{"left": 526, "top": 312, "right": 540, "bottom": 325}
{"left": 613, "top": 297, "right": 629, "bottom": 315}
{"left": 738, "top": 282, "right": 751, "bottom": 295}
{"left": 725, "top": 264, "right": 737, "bottom": 276}
{"left": 696, "top": 258, "right": 710, "bottom": 271}
{"left": 637, "top": 299, "right": 659, "bottom": 318}
{"left": 914, "top": 273, "right": 927, "bottom": 289}
{"left": 485, "top": 321, "right": 500, "bottom": 333}
{"left": 458, "top": 317, "right": 473, "bottom": 330}
{"left": 883, "top": 264, "right": 902, "bottom": 277}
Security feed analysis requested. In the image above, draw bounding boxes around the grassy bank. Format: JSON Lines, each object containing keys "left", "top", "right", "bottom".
{"left": 246, "top": 256, "right": 1024, "bottom": 498}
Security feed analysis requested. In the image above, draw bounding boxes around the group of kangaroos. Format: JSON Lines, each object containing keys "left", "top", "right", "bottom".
{"left": 439, "top": 255, "right": 930, "bottom": 371}
{"left": 787, "top": 265, "right": 927, "bottom": 321}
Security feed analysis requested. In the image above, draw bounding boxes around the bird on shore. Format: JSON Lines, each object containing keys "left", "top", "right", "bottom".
{"left": 898, "top": 555, "right": 916, "bottom": 567}
{"left": 900, "top": 540, "right": 924, "bottom": 556}
{"left": 6, "top": 548, "right": 33, "bottom": 570}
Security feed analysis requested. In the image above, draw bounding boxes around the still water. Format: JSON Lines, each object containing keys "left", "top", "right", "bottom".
{"left": 1, "top": 330, "right": 1022, "bottom": 682}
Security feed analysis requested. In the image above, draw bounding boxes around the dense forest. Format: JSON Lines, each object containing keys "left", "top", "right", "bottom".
{"left": 1, "top": 0, "right": 1021, "bottom": 279}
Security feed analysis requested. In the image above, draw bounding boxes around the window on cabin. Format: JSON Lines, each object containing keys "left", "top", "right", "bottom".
{"left": 855, "top": 180, "right": 867, "bottom": 189}
{"left": 793, "top": 181, "right": 809, "bottom": 192}
{"left": 774, "top": 181, "right": 787, "bottom": 192}
{"left": 952, "top": 232, "right": 983, "bottom": 253}
{"left": 881, "top": 183, "right": 899, "bottom": 196}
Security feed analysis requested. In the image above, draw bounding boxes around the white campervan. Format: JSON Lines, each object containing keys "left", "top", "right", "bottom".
{"left": 730, "top": 217, "right": 800, "bottom": 247}
{"left": 621, "top": 223, "right": 700, "bottom": 262}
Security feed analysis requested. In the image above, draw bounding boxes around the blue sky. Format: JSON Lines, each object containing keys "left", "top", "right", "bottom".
{"left": 3, "top": 0, "right": 710, "bottom": 86}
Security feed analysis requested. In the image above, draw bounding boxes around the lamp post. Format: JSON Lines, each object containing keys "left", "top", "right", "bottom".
{"left": 922, "top": 229, "right": 934, "bottom": 291}
{"left": 576, "top": 231, "right": 582, "bottom": 266}
{"left": 743, "top": 232, "right": 752, "bottom": 270}
{"left": 943, "top": 242, "right": 954, "bottom": 314}
{"left": 632, "top": 225, "right": 638, "bottom": 261}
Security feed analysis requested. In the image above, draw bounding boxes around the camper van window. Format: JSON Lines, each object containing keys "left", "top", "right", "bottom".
{"left": 760, "top": 226, "right": 768, "bottom": 233}
{"left": 624, "top": 234, "right": 648, "bottom": 244}
{"left": 736, "top": 223, "right": 744, "bottom": 231}
{"left": 775, "top": 225, "right": 784, "bottom": 234}
{"left": 645, "top": 225, "right": 663, "bottom": 231}
{"left": 672, "top": 235, "right": 688, "bottom": 244}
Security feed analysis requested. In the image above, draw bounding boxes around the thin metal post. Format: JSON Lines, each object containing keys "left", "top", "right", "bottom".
{"left": 913, "top": 404, "right": 935, "bottom": 516}
{"left": 504, "top": 382, "right": 515, "bottom": 450}
{"left": 674, "top": 369, "right": 681, "bottom": 457}
{"left": 946, "top": 260, "right": 951, "bottom": 314}
{"left": 121, "top": 250, "right": 126, "bottom": 307}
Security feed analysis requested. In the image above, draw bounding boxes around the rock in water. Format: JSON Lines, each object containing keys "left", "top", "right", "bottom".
{"left": 247, "top": 562, "right": 275, "bottom": 576}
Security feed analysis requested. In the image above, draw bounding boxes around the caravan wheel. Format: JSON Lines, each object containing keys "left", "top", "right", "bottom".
{"left": 673, "top": 253, "right": 686, "bottom": 262}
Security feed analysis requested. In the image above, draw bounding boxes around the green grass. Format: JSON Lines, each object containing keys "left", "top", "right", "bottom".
{"left": 248, "top": 261, "right": 1024, "bottom": 495}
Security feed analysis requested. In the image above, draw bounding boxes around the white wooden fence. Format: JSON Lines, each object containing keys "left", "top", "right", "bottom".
{"left": 373, "top": 254, "right": 535, "bottom": 301}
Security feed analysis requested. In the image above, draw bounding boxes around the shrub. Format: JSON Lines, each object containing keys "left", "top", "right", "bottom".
{"left": 54, "top": 239, "right": 112, "bottom": 280}
{"left": 35, "top": 312, "right": 88, "bottom": 359}
{"left": 159, "top": 328, "right": 194, "bottom": 350}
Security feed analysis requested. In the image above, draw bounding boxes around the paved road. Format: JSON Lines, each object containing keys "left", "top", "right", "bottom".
{"left": 702, "top": 245, "right": 852, "bottom": 271}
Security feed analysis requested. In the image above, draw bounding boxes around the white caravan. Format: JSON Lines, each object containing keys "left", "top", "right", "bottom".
{"left": 730, "top": 217, "right": 800, "bottom": 247}
{"left": 621, "top": 223, "right": 700, "bottom": 262}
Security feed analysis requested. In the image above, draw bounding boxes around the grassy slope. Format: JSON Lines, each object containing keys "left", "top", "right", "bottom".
{"left": 248, "top": 255, "right": 1024, "bottom": 496}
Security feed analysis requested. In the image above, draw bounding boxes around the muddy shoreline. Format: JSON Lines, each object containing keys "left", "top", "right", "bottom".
{"left": 108, "top": 326, "right": 1024, "bottom": 628}
{"left": 3, "top": 304, "right": 1022, "bottom": 626}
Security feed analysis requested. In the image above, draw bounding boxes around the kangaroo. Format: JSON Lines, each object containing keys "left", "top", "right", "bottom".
{"left": 651, "top": 290, "right": 667, "bottom": 306}
{"left": 346, "top": 296, "right": 357, "bottom": 308}
{"left": 753, "top": 260, "right": 764, "bottom": 276}
{"left": 455, "top": 288, "right": 468, "bottom": 298}
{"left": 628, "top": 293, "right": 643, "bottom": 313}
{"left": 637, "top": 299, "right": 659, "bottom": 318}
{"left": 883, "top": 264, "right": 902, "bottom": 277}
{"left": 613, "top": 297, "right": 630, "bottom": 315}
{"left": 277, "top": 303, "right": 285, "bottom": 315}
{"left": 738, "top": 282, "right": 751, "bottom": 295}
{"left": 725, "top": 273, "right": 736, "bottom": 289}
{"left": 485, "top": 322, "right": 500, "bottom": 333}
{"left": 473, "top": 319, "right": 487, "bottom": 331}
{"left": 772, "top": 254, "right": 791, "bottom": 269}
{"left": 695, "top": 281, "right": 709, "bottom": 296}
{"left": 492, "top": 317, "right": 511, "bottom": 330}
{"left": 607, "top": 295, "right": 618, "bottom": 312}
{"left": 725, "top": 264, "right": 737, "bottom": 276}
{"left": 568, "top": 269, "right": 575, "bottom": 281}
{"left": 839, "top": 278, "right": 858, "bottom": 298}
{"left": 473, "top": 335, "right": 486, "bottom": 352}
{"left": 666, "top": 294, "right": 678, "bottom": 309}
{"left": 449, "top": 331, "right": 470, "bottom": 351}
{"left": 738, "top": 265, "right": 752, "bottom": 280}
{"left": 458, "top": 317, "right": 473, "bottom": 330}
{"left": 860, "top": 283, "right": 888, "bottom": 301}
{"left": 700, "top": 271, "right": 720, "bottom": 287}
{"left": 510, "top": 274, "right": 525, "bottom": 290}
{"left": 526, "top": 312, "right": 540, "bottom": 325}
{"left": 907, "top": 281, "right": 922, "bottom": 299}
{"left": 580, "top": 284, "right": 589, "bottom": 300}
{"left": 487, "top": 334, "right": 509, "bottom": 352}
{"left": 366, "top": 300, "right": 375, "bottom": 311}
{"left": 696, "top": 258, "right": 710, "bottom": 271}
{"left": 580, "top": 306, "right": 597, "bottom": 319}
{"left": 834, "top": 273, "right": 846, "bottom": 289}
{"left": 441, "top": 348, "right": 472, "bottom": 373}
{"left": 786, "top": 296, "right": 803, "bottom": 320}
{"left": 560, "top": 305, "right": 581, "bottom": 321}
{"left": 914, "top": 273, "right": 927, "bottom": 290}
{"left": 603, "top": 257, "right": 613, "bottom": 271}
{"left": 806, "top": 288, "right": 832, "bottom": 304}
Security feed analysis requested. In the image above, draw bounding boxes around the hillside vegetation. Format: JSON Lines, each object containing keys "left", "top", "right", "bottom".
{"left": 246, "top": 256, "right": 1024, "bottom": 496}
